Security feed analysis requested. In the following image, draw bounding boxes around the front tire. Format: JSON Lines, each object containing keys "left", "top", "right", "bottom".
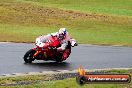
{"left": 23, "top": 49, "right": 35, "bottom": 63}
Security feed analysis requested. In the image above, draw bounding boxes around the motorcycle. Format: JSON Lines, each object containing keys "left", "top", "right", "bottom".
{"left": 23, "top": 35, "right": 77, "bottom": 63}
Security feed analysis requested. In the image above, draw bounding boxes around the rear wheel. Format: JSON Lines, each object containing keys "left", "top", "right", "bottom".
{"left": 56, "top": 53, "right": 63, "bottom": 63}
{"left": 23, "top": 49, "right": 35, "bottom": 63}
{"left": 56, "top": 59, "right": 63, "bottom": 63}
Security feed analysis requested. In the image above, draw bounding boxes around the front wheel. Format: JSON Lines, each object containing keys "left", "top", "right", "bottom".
{"left": 23, "top": 49, "right": 35, "bottom": 63}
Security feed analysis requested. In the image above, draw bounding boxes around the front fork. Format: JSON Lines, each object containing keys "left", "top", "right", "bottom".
{"left": 32, "top": 47, "right": 39, "bottom": 58}
{"left": 32, "top": 47, "right": 44, "bottom": 60}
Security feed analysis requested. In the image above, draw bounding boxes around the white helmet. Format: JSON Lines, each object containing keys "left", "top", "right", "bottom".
{"left": 59, "top": 28, "right": 67, "bottom": 35}
{"left": 58, "top": 28, "right": 67, "bottom": 39}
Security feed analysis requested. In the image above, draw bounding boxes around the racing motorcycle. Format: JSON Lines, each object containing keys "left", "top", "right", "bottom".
{"left": 23, "top": 35, "right": 77, "bottom": 63}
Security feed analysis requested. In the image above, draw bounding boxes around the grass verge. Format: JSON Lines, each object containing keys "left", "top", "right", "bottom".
{"left": 0, "top": 69, "right": 132, "bottom": 88}
{"left": 0, "top": 0, "right": 132, "bottom": 46}
{"left": 0, "top": 22, "right": 132, "bottom": 46}
{"left": 24, "top": 0, "right": 132, "bottom": 16}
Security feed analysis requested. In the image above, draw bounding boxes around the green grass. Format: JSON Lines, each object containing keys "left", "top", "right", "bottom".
{"left": 0, "top": 21, "right": 132, "bottom": 46}
{"left": 0, "top": 24, "right": 58, "bottom": 42}
{"left": 0, "top": 75, "right": 46, "bottom": 85}
{"left": 24, "top": 0, "right": 132, "bottom": 16}
{"left": 0, "top": 0, "right": 132, "bottom": 46}
{"left": 0, "top": 69, "right": 132, "bottom": 88}
{"left": 6, "top": 78, "right": 123, "bottom": 88}
{"left": 0, "top": 78, "right": 131, "bottom": 88}
{"left": 0, "top": 78, "right": 123, "bottom": 88}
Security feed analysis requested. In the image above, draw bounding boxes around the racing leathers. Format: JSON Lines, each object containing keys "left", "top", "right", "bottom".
{"left": 50, "top": 32, "right": 71, "bottom": 60}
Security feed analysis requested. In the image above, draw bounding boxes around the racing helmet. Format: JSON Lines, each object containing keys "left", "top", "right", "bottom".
{"left": 58, "top": 28, "right": 67, "bottom": 39}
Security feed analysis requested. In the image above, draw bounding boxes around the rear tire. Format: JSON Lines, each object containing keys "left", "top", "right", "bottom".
{"left": 56, "top": 53, "right": 63, "bottom": 63}
{"left": 23, "top": 49, "right": 35, "bottom": 63}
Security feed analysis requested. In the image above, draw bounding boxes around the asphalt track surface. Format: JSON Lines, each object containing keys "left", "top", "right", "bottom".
{"left": 0, "top": 42, "right": 132, "bottom": 74}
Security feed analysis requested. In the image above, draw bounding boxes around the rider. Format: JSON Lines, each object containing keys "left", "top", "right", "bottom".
{"left": 50, "top": 28, "right": 71, "bottom": 60}
{"left": 56, "top": 28, "right": 70, "bottom": 51}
